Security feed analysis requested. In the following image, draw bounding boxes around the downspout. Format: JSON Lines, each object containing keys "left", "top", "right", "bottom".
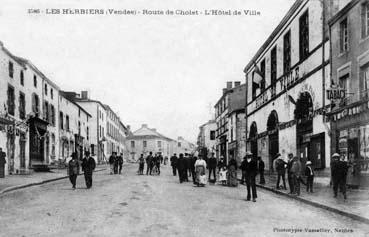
{"left": 245, "top": 70, "right": 248, "bottom": 154}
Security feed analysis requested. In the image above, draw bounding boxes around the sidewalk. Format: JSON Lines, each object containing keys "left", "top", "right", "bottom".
{"left": 0, "top": 164, "right": 108, "bottom": 195}
{"left": 253, "top": 173, "right": 369, "bottom": 224}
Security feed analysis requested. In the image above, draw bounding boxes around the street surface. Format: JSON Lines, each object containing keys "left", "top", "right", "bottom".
{"left": 0, "top": 164, "right": 368, "bottom": 237}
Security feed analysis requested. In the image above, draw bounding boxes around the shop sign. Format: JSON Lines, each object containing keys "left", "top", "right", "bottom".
{"left": 279, "top": 66, "right": 301, "bottom": 90}
{"left": 255, "top": 91, "right": 268, "bottom": 109}
{"left": 327, "top": 88, "right": 346, "bottom": 100}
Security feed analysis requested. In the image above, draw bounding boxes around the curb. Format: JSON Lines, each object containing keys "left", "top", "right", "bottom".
{"left": 254, "top": 183, "right": 369, "bottom": 225}
{"left": 0, "top": 168, "right": 106, "bottom": 196}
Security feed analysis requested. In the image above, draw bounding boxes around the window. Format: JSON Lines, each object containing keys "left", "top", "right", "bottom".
{"left": 43, "top": 101, "right": 49, "bottom": 121}
{"left": 210, "top": 130, "right": 215, "bottom": 140}
{"left": 51, "top": 133, "right": 55, "bottom": 157}
{"left": 143, "top": 141, "right": 147, "bottom": 148}
{"left": 78, "top": 121, "right": 81, "bottom": 135}
{"left": 91, "top": 144, "right": 95, "bottom": 156}
{"left": 50, "top": 89, "right": 53, "bottom": 99}
{"left": 339, "top": 74, "right": 349, "bottom": 106}
{"left": 20, "top": 71, "right": 24, "bottom": 86}
{"left": 178, "top": 142, "right": 181, "bottom": 147}
{"left": 271, "top": 46, "right": 277, "bottom": 85}
{"left": 283, "top": 30, "right": 291, "bottom": 73}
{"left": 158, "top": 141, "right": 162, "bottom": 148}
{"left": 131, "top": 141, "right": 135, "bottom": 148}
{"left": 260, "top": 59, "right": 265, "bottom": 90}
{"left": 87, "top": 127, "right": 89, "bottom": 140}
{"left": 32, "top": 93, "right": 40, "bottom": 117}
{"left": 340, "top": 18, "right": 349, "bottom": 53}
{"left": 7, "top": 85, "right": 15, "bottom": 116}
{"left": 45, "top": 84, "right": 48, "bottom": 96}
{"left": 19, "top": 92, "right": 25, "bottom": 120}
{"left": 50, "top": 105, "right": 55, "bottom": 126}
{"left": 59, "top": 111, "right": 64, "bottom": 130}
{"left": 8, "top": 61, "right": 13, "bottom": 78}
{"left": 99, "top": 125, "right": 102, "bottom": 138}
{"left": 299, "top": 10, "right": 309, "bottom": 61}
{"left": 362, "top": 2, "right": 369, "bottom": 38}
{"left": 361, "top": 65, "right": 369, "bottom": 99}
{"left": 78, "top": 109, "right": 81, "bottom": 117}
{"left": 66, "top": 115, "right": 70, "bottom": 131}
{"left": 33, "top": 75, "right": 37, "bottom": 88}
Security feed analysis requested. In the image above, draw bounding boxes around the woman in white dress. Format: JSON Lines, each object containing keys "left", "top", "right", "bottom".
{"left": 195, "top": 156, "right": 207, "bottom": 186}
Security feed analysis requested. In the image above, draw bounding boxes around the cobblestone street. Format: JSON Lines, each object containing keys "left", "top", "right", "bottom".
{"left": 0, "top": 164, "right": 368, "bottom": 237}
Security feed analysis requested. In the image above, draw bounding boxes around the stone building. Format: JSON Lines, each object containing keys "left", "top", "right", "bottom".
{"left": 175, "top": 136, "right": 196, "bottom": 155}
{"left": 59, "top": 91, "right": 91, "bottom": 161}
{"left": 197, "top": 120, "right": 217, "bottom": 158}
{"left": 126, "top": 124, "right": 175, "bottom": 161}
{"left": 328, "top": 0, "right": 369, "bottom": 187}
{"left": 243, "top": 0, "right": 349, "bottom": 172}
{"left": 227, "top": 84, "right": 246, "bottom": 164}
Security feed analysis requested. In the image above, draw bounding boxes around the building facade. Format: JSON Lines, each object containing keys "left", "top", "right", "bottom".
{"left": 328, "top": 0, "right": 369, "bottom": 187}
{"left": 228, "top": 84, "right": 247, "bottom": 164}
{"left": 175, "top": 136, "right": 196, "bottom": 155}
{"left": 244, "top": 0, "right": 349, "bottom": 172}
{"left": 59, "top": 92, "right": 91, "bottom": 161}
{"left": 197, "top": 120, "right": 217, "bottom": 158}
{"left": 126, "top": 124, "right": 175, "bottom": 161}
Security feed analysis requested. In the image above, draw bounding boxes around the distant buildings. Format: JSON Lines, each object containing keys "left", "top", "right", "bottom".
{"left": 126, "top": 124, "right": 194, "bottom": 160}
{"left": 197, "top": 120, "right": 216, "bottom": 159}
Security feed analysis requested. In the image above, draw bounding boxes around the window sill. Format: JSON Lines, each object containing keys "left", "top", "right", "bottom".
{"left": 338, "top": 50, "right": 349, "bottom": 58}
{"left": 359, "top": 35, "right": 369, "bottom": 45}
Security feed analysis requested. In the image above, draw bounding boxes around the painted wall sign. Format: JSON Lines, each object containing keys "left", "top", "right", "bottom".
{"left": 327, "top": 88, "right": 346, "bottom": 100}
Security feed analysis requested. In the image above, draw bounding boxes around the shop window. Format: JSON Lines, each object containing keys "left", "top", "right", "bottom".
{"left": 19, "top": 92, "right": 26, "bottom": 120}
{"left": 299, "top": 10, "right": 309, "bottom": 61}
{"left": 8, "top": 61, "right": 13, "bottom": 78}
{"left": 283, "top": 30, "right": 291, "bottom": 73}
{"left": 340, "top": 18, "right": 349, "bottom": 53}
{"left": 7, "top": 85, "right": 15, "bottom": 116}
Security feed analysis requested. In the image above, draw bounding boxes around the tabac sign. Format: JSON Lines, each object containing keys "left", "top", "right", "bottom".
{"left": 326, "top": 88, "right": 346, "bottom": 100}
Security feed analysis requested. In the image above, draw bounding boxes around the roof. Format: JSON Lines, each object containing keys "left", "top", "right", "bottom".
{"left": 243, "top": 0, "right": 303, "bottom": 73}
{"left": 127, "top": 126, "right": 174, "bottom": 141}
{"left": 228, "top": 84, "right": 246, "bottom": 114}
{"left": 214, "top": 88, "right": 233, "bottom": 108}
{"left": 59, "top": 91, "right": 92, "bottom": 117}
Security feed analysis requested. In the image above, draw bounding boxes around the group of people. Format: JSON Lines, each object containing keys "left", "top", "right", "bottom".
{"left": 67, "top": 151, "right": 96, "bottom": 189}
{"left": 108, "top": 152, "right": 124, "bottom": 175}
{"left": 137, "top": 152, "right": 163, "bottom": 175}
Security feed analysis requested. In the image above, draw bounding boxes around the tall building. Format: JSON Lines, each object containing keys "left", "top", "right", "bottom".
{"left": 243, "top": 0, "right": 349, "bottom": 172}
{"left": 328, "top": 0, "right": 369, "bottom": 187}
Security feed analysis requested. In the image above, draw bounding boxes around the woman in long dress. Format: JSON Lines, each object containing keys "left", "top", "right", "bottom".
{"left": 195, "top": 156, "right": 207, "bottom": 186}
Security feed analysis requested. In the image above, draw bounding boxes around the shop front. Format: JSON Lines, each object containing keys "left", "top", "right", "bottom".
{"left": 28, "top": 116, "right": 48, "bottom": 168}
{"left": 330, "top": 100, "right": 369, "bottom": 188}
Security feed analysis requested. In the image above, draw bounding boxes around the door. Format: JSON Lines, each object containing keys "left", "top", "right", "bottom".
{"left": 20, "top": 133, "right": 26, "bottom": 169}
{"left": 310, "top": 134, "right": 325, "bottom": 169}
{"left": 269, "top": 133, "right": 279, "bottom": 170}
{"left": 7, "top": 130, "right": 15, "bottom": 174}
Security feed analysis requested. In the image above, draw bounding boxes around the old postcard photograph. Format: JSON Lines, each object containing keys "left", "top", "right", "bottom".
{"left": 0, "top": 0, "right": 368, "bottom": 236}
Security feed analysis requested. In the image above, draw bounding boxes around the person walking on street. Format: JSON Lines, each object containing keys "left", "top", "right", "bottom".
{"left": 146, "top": 152, "right": 153, "bottom": 175}
{"left": 240, "top": 156, "right": 247, "bottom": 185}
{"left": 274, "top": 153, "right": 287, "bottom": 190}
{"left": 170, "top": 154, "right": 178, "bottom": 176}
{"left": 81, "top": 151, "right": 96, "bottom": 189}
{"left": 190, "top": 155, "right": 197, "bottom": 184}
{"left": 185, "top": 154, "right": 191, "bottom": 180}
{"left": 290, "top": 156, "right": 302, "bottom": 196}
{"left": 244, "top": 152, "right": 258, "bottom": 202}
{"left": 108, "top": 152, "right": 116, "bottom": 175}
{"left": 227, "top": 156, "right": 238, "bottom": 187}
{"left": 305, "top": 161, "right": 314, "bottom": 193}
{"left": 177, "top": 153, "right": 186, "bottom": 183}
{"left": 156, "top": 153, "right": 161, "bottom": 175}
{"left": 258, "top": 156, "right": 265, "bottom": 185}
{"left": 331, "top": 153, "right": 349, "bottom": 200}
{"left": 138, "top": 154, "right": 145, "bottom": 175}
{"left": 113, "top": 152, "right": 119, "bottom": 174}
{"left": 118, "top": 153, "right": 124, "bottom": 174}
{"left": 68, "top": 152, "right": 79, "bottom": 189}
{"left": 208, "top": 153, "right": 217, "bottom": 182}
{"left": 287, "top": 153, "right": 294, "bottom": 194}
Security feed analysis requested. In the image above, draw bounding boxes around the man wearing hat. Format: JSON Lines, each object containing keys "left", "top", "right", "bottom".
{"left": 243, "top": 151, "right": 258, "bottom": 202}
{"left": 274, "top": 153, "right": 287, "bottom": 190}
{"left": 331, "top": 153, "right": 348, "bottom": 199}
{"left": 305, "top": 161, "right": 314, "bottom": 193}
{"left": 81, "top": 151, "right": 96, "bottom": 189}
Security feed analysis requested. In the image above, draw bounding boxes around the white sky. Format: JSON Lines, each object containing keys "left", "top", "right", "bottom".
{"left": 0, "top": 0, "right": 294, "bottom": 143}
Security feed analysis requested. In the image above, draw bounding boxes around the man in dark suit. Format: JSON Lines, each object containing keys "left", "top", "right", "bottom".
{"left": 208, "top": 153, "right": 217, "bottom": 182}
{"left": 81, "top": 151, "right": 96, "bottom": 189}
{"left": 243, "top": 152, "right": 258, "bottom": 202}
{"left": 146, "top": 152, "right": 153, "bottom": 175}
{"left": 170, "top": 154, "right": 178, "bottom": 176}
{"left": 177, "top": 154, "right": 186, "bottom": 183}
{"left": 331, "top": 153, "right": 349, "bottom": 200}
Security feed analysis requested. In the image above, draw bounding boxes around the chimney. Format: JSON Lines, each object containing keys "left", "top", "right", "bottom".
{"left": 81, "top": 91, "right": 89, "bottom": 99}
{"left": 226, "top": 81, "right": 233, "bottom": 89}
{"left": 126, "top": 125, "right": 131, "bottom": 131}
{"left": 142, "top": 124, "right": 148, "bottom": 128}
{"left": 234, "top": 81, "right": 241, "bottom": 87}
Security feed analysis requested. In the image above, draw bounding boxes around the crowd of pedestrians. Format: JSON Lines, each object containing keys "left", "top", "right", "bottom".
{"left": 135, "top": 152, "right": 163, "bottom": 176}
{"left": 109, "top": 152, "right": 124, "bottom": 175}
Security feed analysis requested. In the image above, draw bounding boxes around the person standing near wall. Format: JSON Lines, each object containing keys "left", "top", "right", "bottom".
{"left": 68, "top": 152, "right": 79, "bottom": 189}
{"left": 0, "top": 148, "right": 6, "bottom": 178}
